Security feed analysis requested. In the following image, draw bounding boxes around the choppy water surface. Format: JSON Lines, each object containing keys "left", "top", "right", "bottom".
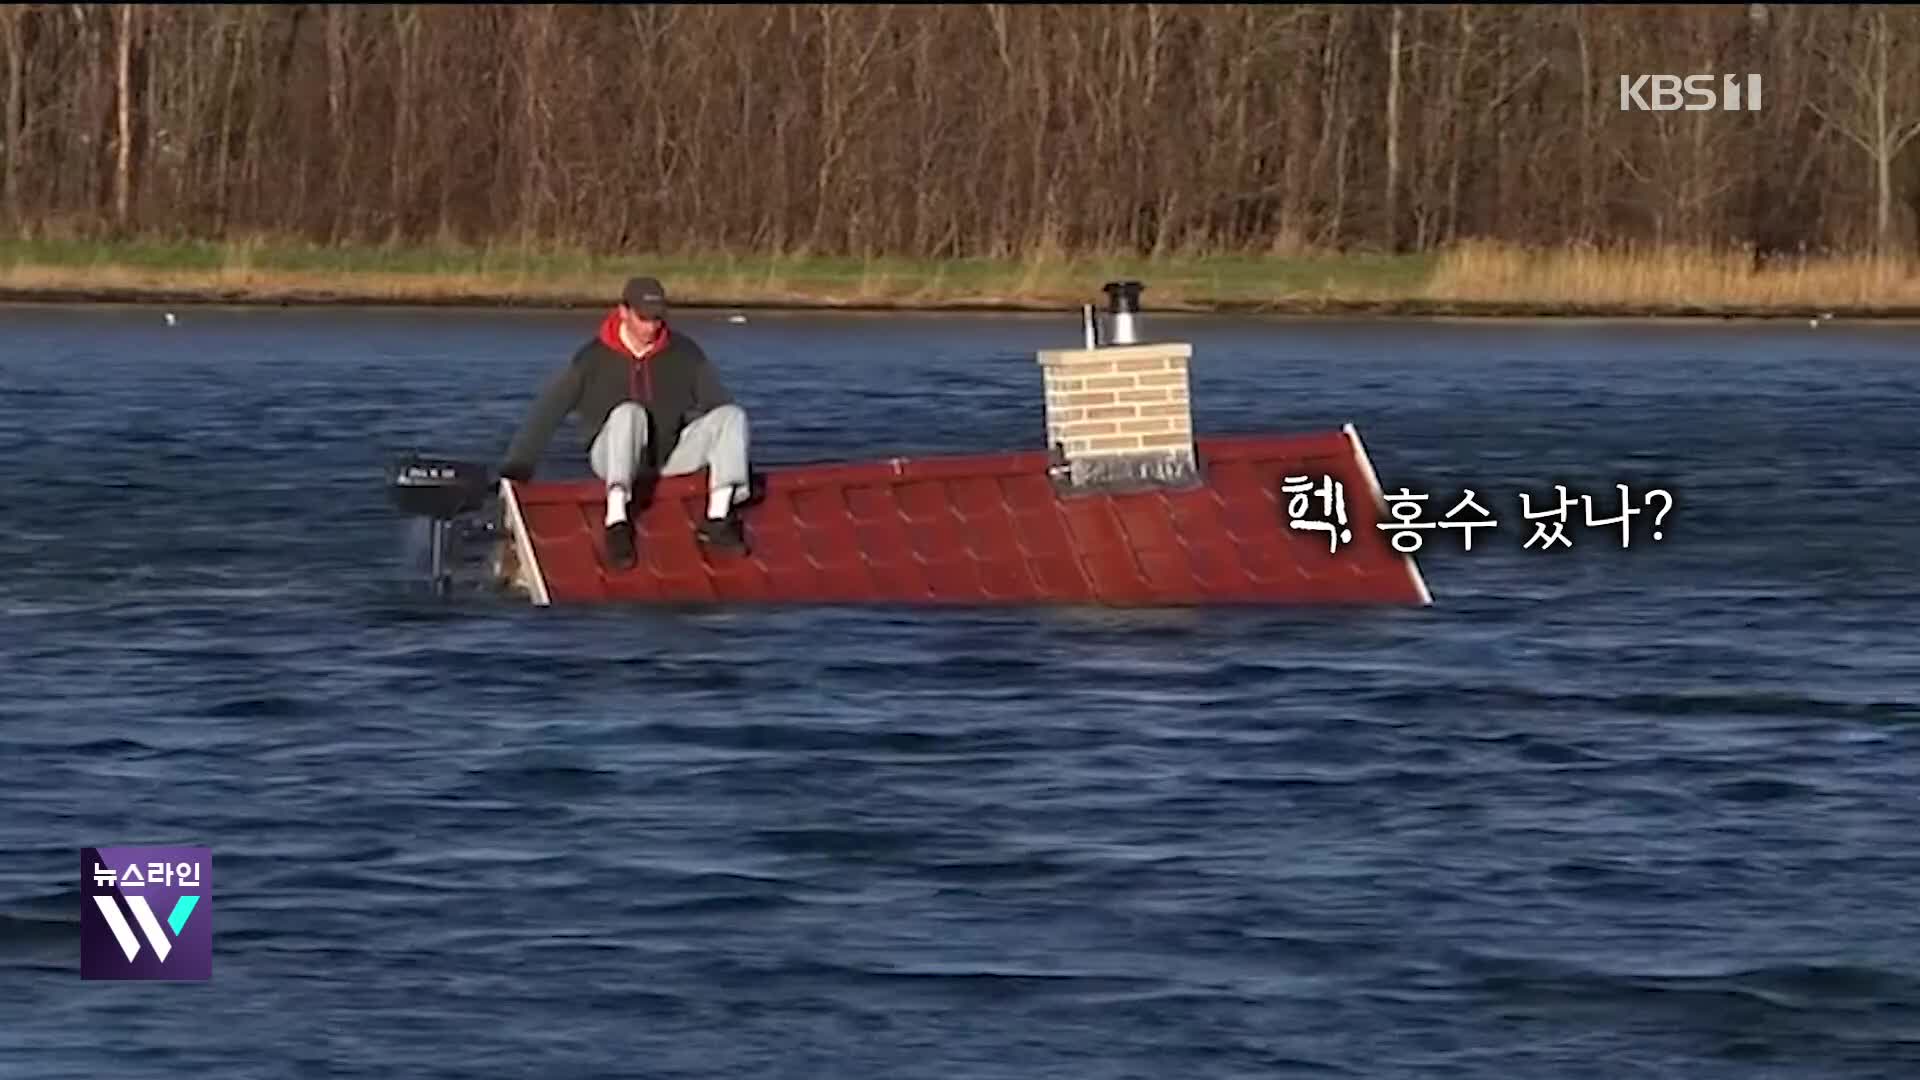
{"left": 3, "top": 305, "right": 1918, "bottom": 1078}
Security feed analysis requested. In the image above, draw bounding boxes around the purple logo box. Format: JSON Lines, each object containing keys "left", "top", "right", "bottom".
{"left": 80, "top": 846, "right": 211, "bottom": 981}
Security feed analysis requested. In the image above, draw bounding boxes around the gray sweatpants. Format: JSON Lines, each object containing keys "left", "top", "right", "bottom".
{"left": 589, "top": 402, "right": 750, "bottom": 501}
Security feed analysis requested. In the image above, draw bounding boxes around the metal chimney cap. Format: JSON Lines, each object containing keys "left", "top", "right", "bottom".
{"left": 1102, "top": 281, "right": 1145, "bottom": 313}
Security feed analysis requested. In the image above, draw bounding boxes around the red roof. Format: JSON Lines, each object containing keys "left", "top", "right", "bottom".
{"left": 499, "top": 425, "right": 1430, "bottom": 607}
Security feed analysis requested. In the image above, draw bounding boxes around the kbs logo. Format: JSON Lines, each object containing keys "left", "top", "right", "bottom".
{"left": 1619, "top": 74, "right": 1762, "bottom": 111}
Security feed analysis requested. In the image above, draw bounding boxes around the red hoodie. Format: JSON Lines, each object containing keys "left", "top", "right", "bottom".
{"left": 598, "top": 308, "right": 671, "bottom": 404}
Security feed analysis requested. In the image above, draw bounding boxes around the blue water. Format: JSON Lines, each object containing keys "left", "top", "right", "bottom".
{"left": 4, "top": 305, "right": 1919, "bottom": 1078}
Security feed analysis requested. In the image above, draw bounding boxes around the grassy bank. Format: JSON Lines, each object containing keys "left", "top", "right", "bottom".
{"left": 0, "top": 236, "right": 1915, "bottom": 316}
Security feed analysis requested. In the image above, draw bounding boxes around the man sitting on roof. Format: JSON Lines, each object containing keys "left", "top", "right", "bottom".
{"left": 496, "top": 276, "right": 752, "bottom": 567}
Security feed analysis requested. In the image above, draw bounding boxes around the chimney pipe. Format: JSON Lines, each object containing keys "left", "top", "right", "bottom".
{"left": 1102, "top": 280, "right": 1144, "bottom": 345}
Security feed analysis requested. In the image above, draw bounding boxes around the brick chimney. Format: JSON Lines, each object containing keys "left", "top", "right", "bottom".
{"left": 1036, "top": 340, "right": 1198, "bottom": 491}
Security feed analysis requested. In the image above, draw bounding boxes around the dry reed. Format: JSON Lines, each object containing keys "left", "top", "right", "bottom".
{"left": 1425, "top": 241, "right": 1920, "bottom": 311}
{"left": 5, "top": 240, "right": 1920, "bottom": 313}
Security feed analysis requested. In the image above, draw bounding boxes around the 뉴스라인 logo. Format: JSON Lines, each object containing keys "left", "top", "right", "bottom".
{"left": 80, "top": 846, "right": 211, "bottom": 981}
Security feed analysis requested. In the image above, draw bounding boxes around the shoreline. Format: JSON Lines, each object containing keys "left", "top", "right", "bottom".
{"left": 3, "top": 239, "right": 1917, "bottom": 321}
{"left": 0, "top": 284, "right": 1900, "bottom": 322}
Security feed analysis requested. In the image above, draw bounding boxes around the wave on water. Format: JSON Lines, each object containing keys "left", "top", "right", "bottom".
{"left": 5, "top": 312, "right": 1920, "bottom": 1079}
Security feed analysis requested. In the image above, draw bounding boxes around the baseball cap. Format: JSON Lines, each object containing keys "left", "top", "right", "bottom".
{"left": 621, "top": 276, "right": 668, "bottom": 318}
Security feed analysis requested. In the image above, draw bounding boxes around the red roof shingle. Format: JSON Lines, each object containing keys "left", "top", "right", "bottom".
{"left": 500, "top": 425, "right": 1431, "bottom": 607}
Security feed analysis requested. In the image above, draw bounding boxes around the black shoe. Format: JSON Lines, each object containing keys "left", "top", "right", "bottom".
{"left": 606, "top": 519, "right": 637, "bottom": 570}
{"left": 696, "top": 515, "right": 749, "bottom": 556}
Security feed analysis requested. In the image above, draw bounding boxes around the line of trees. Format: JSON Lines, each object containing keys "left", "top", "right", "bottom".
{"left": 3, "top": 3, "right": 1920, "bottom": 259}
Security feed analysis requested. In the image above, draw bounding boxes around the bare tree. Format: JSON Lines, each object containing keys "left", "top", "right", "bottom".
{"left": 1810, "top": 5, "right": 1920, "bottom": 254}
{"left": 1383, "top": 3, "right": 1403, "bottom": 251}
{"left": 1, "top": 5, "right": 23, "bottom": 226}
{"left": 0, "top": 3, "right": 1906, "bottom": 260}
{"left": 113, "top": 2, "right": 133, "bottom": 231}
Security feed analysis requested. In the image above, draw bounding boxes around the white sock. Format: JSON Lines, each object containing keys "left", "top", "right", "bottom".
{"left": 606, "top": 486, "right": 629, "bottom": 526}
{"left": 707, "top": 485, "right": 735, "bottom": 520}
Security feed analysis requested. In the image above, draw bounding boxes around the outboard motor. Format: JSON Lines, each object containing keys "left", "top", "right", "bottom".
{"left": 386, "top": 455, "right": 494, "bottom": 596}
